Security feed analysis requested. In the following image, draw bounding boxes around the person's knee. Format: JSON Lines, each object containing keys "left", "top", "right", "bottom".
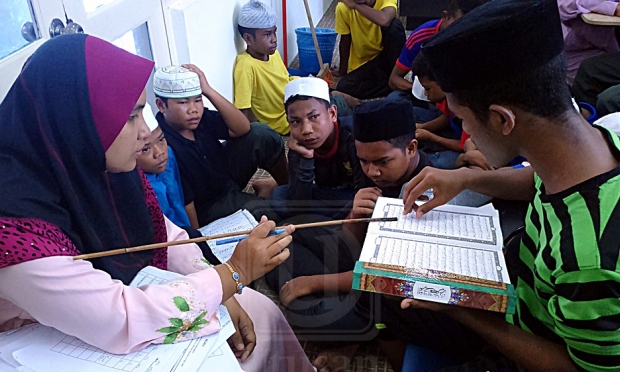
{"left": 246, "top": 122, "right": 284, "bottom": 151}
{"left": 597, "top": 84, "right": 620, "bottom": 116}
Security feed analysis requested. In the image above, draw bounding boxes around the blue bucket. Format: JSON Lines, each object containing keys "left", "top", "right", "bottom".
{"left": 295, "top": 27, "right": 337, "bottom": 74}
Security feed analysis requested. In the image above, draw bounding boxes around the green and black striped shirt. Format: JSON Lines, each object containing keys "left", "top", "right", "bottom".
{"left": 506, "top": 127, "right": 620, "bottom": 371}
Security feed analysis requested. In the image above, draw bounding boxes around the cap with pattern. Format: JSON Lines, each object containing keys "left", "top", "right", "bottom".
{"left": 153, "top": 66, "right": 201, "bottom": 99}
{"left": 238, "top": 0, "right": 277, "bottom": 29}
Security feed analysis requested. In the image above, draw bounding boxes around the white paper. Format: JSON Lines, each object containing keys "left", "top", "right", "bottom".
{"left": 197, "top": 345, "right": 244, "bottom": 371}
{"left": 1, "top": 266, "right": 238, "bottom": 372}
{"left": 369, "top": 197, "right": 503, "bottom": 251}
{"left": 197, "top": 209, "right": 258, "bottom": 263}
{"left": 360, "top": 197, "right": 509, "bottom": 284}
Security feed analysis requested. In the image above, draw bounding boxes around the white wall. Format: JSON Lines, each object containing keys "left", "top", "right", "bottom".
{"left": 162, "top": 0, "right": 331, "bottom": 107}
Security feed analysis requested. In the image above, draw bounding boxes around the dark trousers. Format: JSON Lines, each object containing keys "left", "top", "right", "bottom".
{"left": 336, "top": 18, "right": 405, "bottom": 99}
{"left": 199, "top": 123, "right": 284, "bottom": 225}
{"left": 573, "top": 52, "right": 620, "bottom": 117}
{"left": 264, "top": 216, "right": 380, "bottom": 344}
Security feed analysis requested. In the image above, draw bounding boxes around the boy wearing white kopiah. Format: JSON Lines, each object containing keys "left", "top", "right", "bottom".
{"left": 154, "top": 64, "right": 287, "bottom": 226}
{"left": 271, "top": 77, "right": 369, "bottom": 218}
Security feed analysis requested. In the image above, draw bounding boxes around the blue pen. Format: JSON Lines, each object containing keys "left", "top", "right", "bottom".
{"left": 215, "top": 229, "right": 286, "bottom": 245}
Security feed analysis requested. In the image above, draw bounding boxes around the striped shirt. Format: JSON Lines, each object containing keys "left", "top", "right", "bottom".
{"left": 506, "top": 126, "right": 620, "bottom": 371}
{"left": 395, "top": 19, "right": 443, "bottom": 72}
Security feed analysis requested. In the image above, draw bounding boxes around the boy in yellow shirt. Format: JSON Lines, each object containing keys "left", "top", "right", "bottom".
{"left": 234, "top": 0, "right": 295, "bottom": 135}
{"left": 234, "top": 0, "right": 361, "bottom": 135}
{"left": 335, "top": 0, "right": 405, "bottom": 99}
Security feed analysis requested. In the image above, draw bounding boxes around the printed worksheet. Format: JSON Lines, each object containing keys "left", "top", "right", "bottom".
{"left": 0, "top": 267, "right": 237, "bottom": 371}
{"left": 197, "top": 209, "right": 258, "bottom": 263}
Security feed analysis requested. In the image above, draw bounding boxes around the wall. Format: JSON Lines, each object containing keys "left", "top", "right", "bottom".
{"left": 162, "top": 0, "right": 331, "bottom": 107}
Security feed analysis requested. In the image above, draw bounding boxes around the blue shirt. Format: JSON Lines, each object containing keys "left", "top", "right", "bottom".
{"left": 145, "top": 147, "right": 191, "bottom": 227}
{"left": 396, "top": 19, "right": 442, "bottom": 72}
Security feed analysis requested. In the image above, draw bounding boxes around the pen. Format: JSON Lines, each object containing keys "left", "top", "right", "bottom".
{"left": 215, "top": 229, "right": 287, "bottom": 245}
{"left": 512, "top": 161, "right": 530, "bottom": 169}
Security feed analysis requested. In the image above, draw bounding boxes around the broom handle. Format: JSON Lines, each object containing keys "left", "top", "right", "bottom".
{"left": 302, "top": 0, "right": 324, "bottom": 66}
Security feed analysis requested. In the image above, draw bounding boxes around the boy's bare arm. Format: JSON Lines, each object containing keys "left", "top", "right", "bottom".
{"left": 388, "top": 65, "right": 413, "bottom": 91}
{"left": 402, "top": 166, "right": 535, "bottom": 216}
{"left": 182, "top": 64, "right": 250, "bottom": 138}
{"left": 240, "top": 108, "right": 258, "bottom": 123}
{"left": 416, "top": 129, "right": 462, "bottom": 152}
{"left": 417, "top": 115, "right": 450, "bottom": 132}
{"left": 185, "top": 201, "right": 199, "bottom": 229}
{"left": 338, "top": 34, "right": 352, "bottom": 76}
{"left": 342, "top": 0, "right": 396, "bottom": 27}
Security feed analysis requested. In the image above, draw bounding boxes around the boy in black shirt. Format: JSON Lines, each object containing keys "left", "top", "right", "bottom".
{"left": 154, "top": 64, "right": 287, "bottom": 225}
{"left": 272, "top": 77, "right": 368, "bottom": 218}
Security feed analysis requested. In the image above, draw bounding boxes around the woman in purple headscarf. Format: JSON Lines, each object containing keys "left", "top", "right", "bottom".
{"left": 0, "top": 34, "right": 313, "bottom": 371}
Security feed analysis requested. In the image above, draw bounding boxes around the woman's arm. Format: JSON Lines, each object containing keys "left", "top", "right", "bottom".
{"left": 0, "top": 256, "right": 224, "bottom": 354}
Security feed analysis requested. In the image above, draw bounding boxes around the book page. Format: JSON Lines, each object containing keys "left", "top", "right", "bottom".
{"left": 197, "top": 209, "right": 258, "bottom": 263}
{"left": 0, "top": 267, "right": 236, "bottom": 372}
{"left": 369, "top": 197, "right": 503, "bottom": 251}
{"left": 359, "top": 234, "right": 509, "bottom": 283}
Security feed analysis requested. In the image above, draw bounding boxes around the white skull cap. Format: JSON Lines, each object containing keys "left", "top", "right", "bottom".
{"left": 143, "top": 102, "right": 159, "bottom": 132}
{"left": 153, "top": 65, "right": 201, "bottom": 99}
{"left": 284, "top": 77, "right": 331, "bottom": 105}
{"left": 238, "top": 0, "right": 277, "bottom": 29}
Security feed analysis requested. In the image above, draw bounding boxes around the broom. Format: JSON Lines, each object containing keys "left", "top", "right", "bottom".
{"left": 302, "top": 0, "right": 334, "bottom": 87}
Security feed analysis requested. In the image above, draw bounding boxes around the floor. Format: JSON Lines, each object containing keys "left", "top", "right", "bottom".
{"left": 245, "top": 2, "right": 397, "bottom": 371}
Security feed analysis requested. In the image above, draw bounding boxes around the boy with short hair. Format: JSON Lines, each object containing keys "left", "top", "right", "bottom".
{"left": 387, "top": 0, "right": 486, "bottom": 102}
{"left": 234, "top": 0, "right": 295, "bottom": 135}
{"left": 154, "top": 64, "right": 287, "bottom": 226}
{"left": 335, "top": 0, "right": 405, "bottom": 99}
{"left": 265, "top": 100, "right": 430, "bottom": 371}
{"left": 272, "top": 77, "right": 368, "bottom": 218}
{"left": 137, "top": 103, "right": 198, "bottom": 228}
{"left": 410, "top": 52, "right": 464, "bottom": 169}
{"left": 397, "top": 1, "right": 620, "bottom": 370}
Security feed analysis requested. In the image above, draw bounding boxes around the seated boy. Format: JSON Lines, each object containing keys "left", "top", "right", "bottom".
{"left": 271, "top": 77, "right": 369, "bottom": 218}
{"left": 137, "top": 103, "right": 198, "bottom": 228}
{"left": 234, "top": 0, "right": 361, "bottom": 135}
{"left": 334, "top": 0, "right": 405, "bottom": 99}
{"left": 234, "top": 0, "right": 295, "bottom": 135}
{"left": 387, "top": 0, "right": 484, "bottom": 104}
{"left": 396, "top": 1, "right": 620, "bottom": 370}
{"left": 411, "top": 53, "right": 463, "bottom": 169}
{"left": 154, "top": 64, "right": 287, "bottom": 225}
{"left": 264, "top": 99, "right": 430, "bottom": 371}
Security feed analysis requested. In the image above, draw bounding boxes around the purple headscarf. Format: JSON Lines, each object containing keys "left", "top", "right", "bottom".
{"left": 0, "top": 34, "right": 165, "bottom": 284}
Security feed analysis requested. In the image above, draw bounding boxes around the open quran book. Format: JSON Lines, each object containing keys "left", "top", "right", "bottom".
{"left": 353, "top": 197, "right": 516, "bottom": 313}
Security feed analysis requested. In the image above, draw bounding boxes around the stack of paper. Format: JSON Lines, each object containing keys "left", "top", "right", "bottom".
{"left": 0, "top": 266, "right": 242, "bottom": 371}
{"left": 197, "top": 209, "right": 258, "bottom": 263}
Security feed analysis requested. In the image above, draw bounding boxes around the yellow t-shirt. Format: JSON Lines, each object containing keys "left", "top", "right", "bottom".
{"left": 335, "top": 0, "right": 397, "bottom": 72}
{"left": 233, "top": 50, "right": 297, "bottom": 135}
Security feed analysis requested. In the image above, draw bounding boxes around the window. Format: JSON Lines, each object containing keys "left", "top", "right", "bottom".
{"left": 0, "top": 0, "right": 39, "bottom": 59}
{"left": 112, "top": 23, "right": 154, "bottom": 60}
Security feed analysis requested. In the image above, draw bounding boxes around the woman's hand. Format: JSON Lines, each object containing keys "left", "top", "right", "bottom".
{"left": 224, "top": 297, "right": 256, "bottom": 362}
{"left": 228, "top": 216, "right": 294, "bottom": 285}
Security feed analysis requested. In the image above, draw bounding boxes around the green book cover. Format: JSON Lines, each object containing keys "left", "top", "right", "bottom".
{"left": 353, "top": 261, "right": 516, "bottom": 313}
